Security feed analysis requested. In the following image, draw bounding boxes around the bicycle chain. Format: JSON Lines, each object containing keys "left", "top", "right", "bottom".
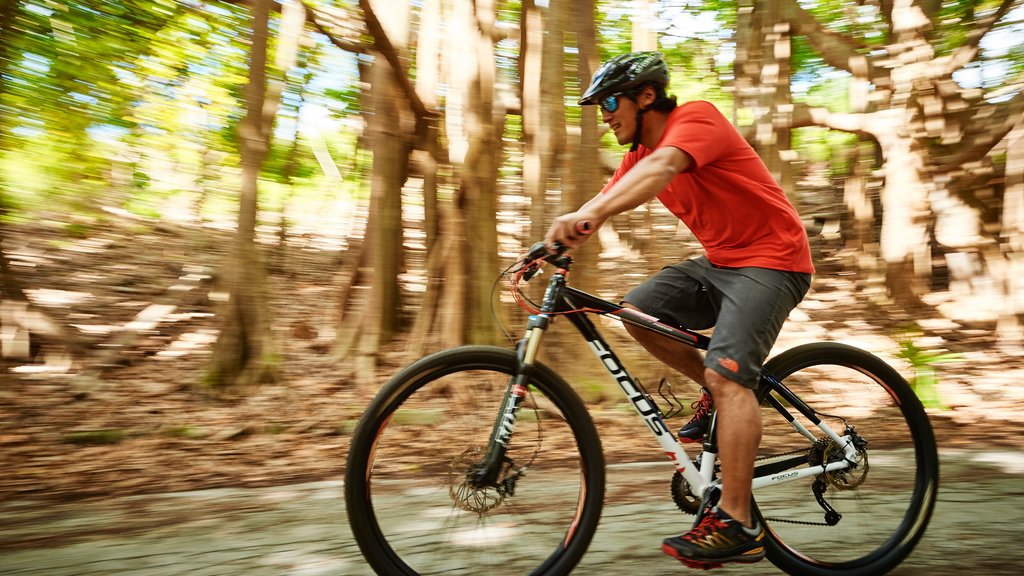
{"left": 759, "top": 438, "right": 853, "bottom": 527}
{"left": 753, "top": 446, "right": 840, "bottom": 526}
{"left": 672, "top": 440, "right": 843, "bottom": 526}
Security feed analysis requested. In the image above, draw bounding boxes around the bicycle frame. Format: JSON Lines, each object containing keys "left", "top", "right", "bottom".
{"left": 480, "top": 253, "right": 859, "bottom": 503}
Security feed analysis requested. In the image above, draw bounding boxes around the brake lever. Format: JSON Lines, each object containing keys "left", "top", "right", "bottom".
{"left": 513, "top": 241, "right": 567, "bottom": 282}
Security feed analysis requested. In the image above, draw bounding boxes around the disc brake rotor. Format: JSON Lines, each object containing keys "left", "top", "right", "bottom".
{"left": 447, "top": 447, "right": 506, "bottom": 514}
{"left": 823, "top": 440, "right": 869, "bottom": 490}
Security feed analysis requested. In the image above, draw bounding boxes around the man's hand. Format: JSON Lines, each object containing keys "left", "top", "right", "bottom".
{"left": 543, "top": 211, "right": 602, "bottom": 250}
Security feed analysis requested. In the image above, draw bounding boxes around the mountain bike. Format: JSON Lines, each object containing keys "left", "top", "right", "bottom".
{"left": 345, "top": 242, "right": 939, "bottom": 576}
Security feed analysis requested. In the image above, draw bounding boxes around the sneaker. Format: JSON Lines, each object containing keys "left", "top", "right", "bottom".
{"left": 677, "top": 388, "right": 713, "bottom": 443}
{"left": 661, "top": 506, "right": 766, "bottom": 568}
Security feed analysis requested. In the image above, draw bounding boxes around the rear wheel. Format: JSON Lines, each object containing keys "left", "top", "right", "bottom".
{"left": 754, "top": 342, "right": 939, "bottom": 576}
{"left": 345, "top": 346, "right": 605, "bottom": 576}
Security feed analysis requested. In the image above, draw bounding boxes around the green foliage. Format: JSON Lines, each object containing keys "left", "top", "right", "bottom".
{"left": 897, "top": 329, "right": 965, "bottom": 410}
{"left": 164, "top": 425, "right": 208, "bottom": 439}
{"left": 62, "top": 429, "right": 127, "bottom": 445}
{"left": 0, "top": 0, "right": 1019, "bottom": 252}
{"left": 792, "top": 127, "right": 857, "bottom": 175}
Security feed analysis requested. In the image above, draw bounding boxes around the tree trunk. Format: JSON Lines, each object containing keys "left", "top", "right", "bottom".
{"left": 631, "top": 0, "right": 658, "bottom": 52}
{"left": 568, "top": 0, "right": 602, "bottom": 293}
{"left": 735, "top": 0, "right": 793, "bottom": 193}
{"left": 353, "top": 0, "right": 413, "bottom": 377}
{"left": 463, "top": 0, "right": 504, "bottom": 345}
{"left": 876, "top": 126, "right": 932, "bottom": 309}
{"left": 440, "top": 0, "right": 504, "bottom": 346}
{"left": 207, "top": 0, "right": 277, "bottom": 389}
{"left": 521, "top": 0, "right": 544, "bottom": 238}
{"left": 414, "top": 0, "right": 442, "bottom": 254}
{"left": 997, "top": 118, "right": 1024, "bottom": 349}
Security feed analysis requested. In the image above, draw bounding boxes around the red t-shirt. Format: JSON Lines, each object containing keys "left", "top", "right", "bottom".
{"left": 602, "top": 101, "right": 814, "bottom": 274}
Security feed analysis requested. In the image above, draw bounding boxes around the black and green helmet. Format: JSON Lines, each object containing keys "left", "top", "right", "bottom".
{"left": 578, "top": 51, "right": 669, "bottom": 106}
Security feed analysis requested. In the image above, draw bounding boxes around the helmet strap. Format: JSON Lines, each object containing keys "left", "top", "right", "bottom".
{"left": 630, "top": 106, "right": 651, "bottom": 152}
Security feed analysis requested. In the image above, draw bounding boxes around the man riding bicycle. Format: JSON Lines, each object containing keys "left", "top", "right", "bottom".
{"left": 544, "top": 51, "right": 814, "bottom": 567}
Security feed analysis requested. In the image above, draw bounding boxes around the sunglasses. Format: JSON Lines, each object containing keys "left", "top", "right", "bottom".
{"left": 599, "top": 93, "right": 623, "bottom": 113}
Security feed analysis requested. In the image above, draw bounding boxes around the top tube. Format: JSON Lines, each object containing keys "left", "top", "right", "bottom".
{"left": 511, "top": 241, "right": 710, "bottom": 351}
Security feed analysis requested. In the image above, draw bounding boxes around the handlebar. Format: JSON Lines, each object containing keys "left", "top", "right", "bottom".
{"left": 514, "top": 221, "right": 592, "bottom": 282}
{"left": 516, "top": 242, "right": 570, "bottom": 282}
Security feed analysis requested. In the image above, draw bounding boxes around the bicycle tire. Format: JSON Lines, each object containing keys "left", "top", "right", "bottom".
{"left": 345, "top": 345, "right": 606, "bottom": 576}
{"left": 754, "top": 342, "right": 939, "bottom": 576}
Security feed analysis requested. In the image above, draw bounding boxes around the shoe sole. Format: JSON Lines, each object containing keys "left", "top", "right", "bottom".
{"left": 661, "top": 542, "right": 765, "bottom": 569}
{"left": 677, "top": 437, "right": 703, "bottom": 444}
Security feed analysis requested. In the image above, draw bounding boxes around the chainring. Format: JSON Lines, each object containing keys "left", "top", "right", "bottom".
{"left": 671, "top": 471, "right": 701, "bottom": 514}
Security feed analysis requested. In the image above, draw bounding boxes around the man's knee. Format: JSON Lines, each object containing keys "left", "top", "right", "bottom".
{"left": 703, "top": 368, "right": 750, "bottom": 399}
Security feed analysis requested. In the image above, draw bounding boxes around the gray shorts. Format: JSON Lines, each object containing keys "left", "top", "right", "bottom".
{"left": 623, "top": 257, "right": 811, "bottom": 388}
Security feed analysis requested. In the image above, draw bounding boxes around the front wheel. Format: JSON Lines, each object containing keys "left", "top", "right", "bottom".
{"left": 753, "top": 342, "right": 939, "bottom": 576}
{"left": 345, "top": 346, "right": 606, "bottom": 576}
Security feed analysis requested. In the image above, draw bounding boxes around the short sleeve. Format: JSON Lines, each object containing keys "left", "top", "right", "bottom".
{"left": 655, "top": 101, "right": 733, "bottom": 169}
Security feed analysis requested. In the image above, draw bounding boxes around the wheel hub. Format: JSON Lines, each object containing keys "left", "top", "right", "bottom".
{"left": 447, "top": 447, "right": 521, "bottom": 514}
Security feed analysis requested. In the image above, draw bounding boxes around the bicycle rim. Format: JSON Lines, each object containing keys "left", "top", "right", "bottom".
{"left": 345, "top": 346, "right": 605, "bottom": 576}
{"left": 755, "top": 343, "right": 939, "bottom": 576}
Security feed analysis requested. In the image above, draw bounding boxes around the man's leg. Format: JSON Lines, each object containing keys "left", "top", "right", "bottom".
{"left": 661, "top": 370, "right": 767, "bottom": 566}
{"left": 622, "top": 316, "right": 761, "bottom": 524}
{"left": 703, "top": 368, "right": 760, "bottom": 527}
{"left": 622, "top": 304, "right": 705, "bottom": 385}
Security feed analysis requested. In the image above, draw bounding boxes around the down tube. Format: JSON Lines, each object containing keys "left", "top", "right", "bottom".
{"left": 563, "top": 312, "right": 701, "bottom": 481}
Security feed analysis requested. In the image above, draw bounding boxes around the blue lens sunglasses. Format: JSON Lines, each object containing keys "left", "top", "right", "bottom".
{"left": 599, "top": 93, "right": 623, "bottom": 113}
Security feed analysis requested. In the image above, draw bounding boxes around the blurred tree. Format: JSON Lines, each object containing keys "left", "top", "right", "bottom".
{"left": 413, "top": 0, "right": 442, "bottom": 254}
{"left": 407, "top": 0, "right": 450, "bottom": 355}
{"left": 999, "top": 114, "right": 1024, "bottom": 348}
{"left": 520, "top": 0, "right": 568, "bottom": 242}
{"left": 735, "top": 0, "right": 794, "bottom": 192}
{"left": 431, "top": 0, "right": 505, "bottom": 347}
{"left": 521, "top": 0, "right": 547, "bottom": 238}
{"left": 270, "top": 3, "right": 317, "bottom": 267}
{"left": 777, "top": 0, "right": 1023, "bottom": 314}
{"left": 352, "top": 0, "right": 413, "bottom": 375}
{"left": 566, "top": 0, "right": 603, "bottom": 293}
{"left": 208, "top": 0, "right": 297, "bottom": 388}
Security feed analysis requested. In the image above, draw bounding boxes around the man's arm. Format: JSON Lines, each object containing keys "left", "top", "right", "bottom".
{"left": 545, "top": 146, "right": 693, "bottom": 247}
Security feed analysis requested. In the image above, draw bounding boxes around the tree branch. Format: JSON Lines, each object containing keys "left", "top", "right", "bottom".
{"left": 790, "top": 102, "right": 876, "bottom": 137}
{"left": 939, "top": 0, "right": 1021, "bottom": 76}
{"left": 357, "top": 0, "right": 438, "bottom": 121}
{"left": 778, "top": 0, "right": 881, "bottom": 80}
{"left": 218, "top": 0, "right": 440, "bottom": 128}
{"left": 931, "top": 87, "right": 1024, "bottom": 172}
{"left": 302, "top": 2, "right": 366, "bottom": 54}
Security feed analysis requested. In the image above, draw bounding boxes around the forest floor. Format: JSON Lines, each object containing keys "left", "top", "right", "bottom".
{"left": 2, "top": 214, "right": 1023, "bottom": 503}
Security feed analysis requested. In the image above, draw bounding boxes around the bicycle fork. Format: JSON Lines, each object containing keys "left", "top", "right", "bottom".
{"left": 468, "top": 314, "right": 548, "bottom": 490}
{"left": 472, "top": 259, "right": 572, "bottom": 489}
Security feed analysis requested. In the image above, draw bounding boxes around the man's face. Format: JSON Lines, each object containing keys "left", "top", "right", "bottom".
{"left": 599, "top": 93, "right": 637, "bottom": 146}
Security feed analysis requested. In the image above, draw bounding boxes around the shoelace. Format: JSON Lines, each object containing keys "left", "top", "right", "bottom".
{"left": 690, "top": 390, "right": 713, "bottom": 418}
{"left": 684, "top": 512, "right": 728, "bottom": 542}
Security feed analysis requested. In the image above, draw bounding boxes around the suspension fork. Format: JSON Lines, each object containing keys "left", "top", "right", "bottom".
{"left": 470, "top": 264, "right": 568, "bottom": 487}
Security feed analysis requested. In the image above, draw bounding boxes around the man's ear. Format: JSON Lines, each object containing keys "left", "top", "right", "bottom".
{"left": 639, "top": 85, "right": 657, "bottom": 109}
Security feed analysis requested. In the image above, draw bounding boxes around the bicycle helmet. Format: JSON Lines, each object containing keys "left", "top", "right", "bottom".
{"left": 578, "top": 51, "right": 669, "bottom": 106}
